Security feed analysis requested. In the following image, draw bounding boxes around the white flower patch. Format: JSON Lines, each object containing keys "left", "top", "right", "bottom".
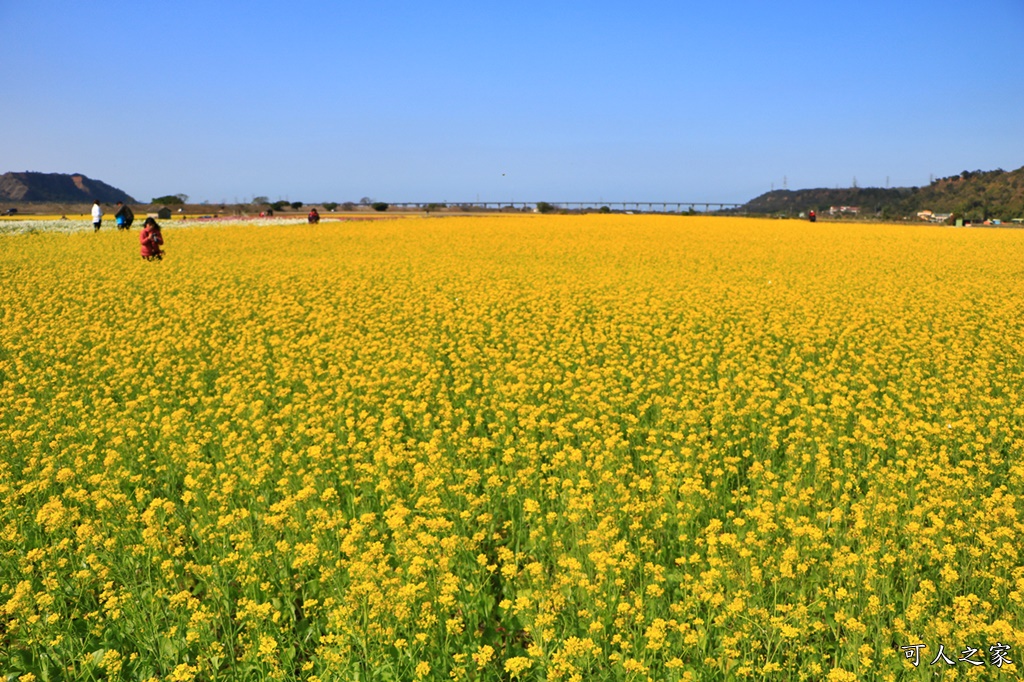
{"left": 0, "top": 216, "right": 315, "bottom": 236}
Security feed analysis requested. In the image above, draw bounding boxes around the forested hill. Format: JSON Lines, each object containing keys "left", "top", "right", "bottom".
{"left": 0, "top": 172, "right": 136, "bottom": 203}
{"left": 739, "top": 166, "right": 1024, "bottom": 220}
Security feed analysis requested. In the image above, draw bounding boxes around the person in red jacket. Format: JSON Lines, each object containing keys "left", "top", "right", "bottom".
{"left": 139, "top": 217, "right": 164, "bottom": 260}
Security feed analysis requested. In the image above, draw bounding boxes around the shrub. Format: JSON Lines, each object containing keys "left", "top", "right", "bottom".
{"left": 372, "top": 202, "right": 389, "bottom": 212}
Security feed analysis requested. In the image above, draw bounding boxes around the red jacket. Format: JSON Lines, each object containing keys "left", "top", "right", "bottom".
{"left": 140, "top": 225, "right": 163, "bottom": 258}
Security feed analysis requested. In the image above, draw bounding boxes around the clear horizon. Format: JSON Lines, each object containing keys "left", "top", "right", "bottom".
{"left": 2, "top": 0, "right": 1022, "bottom": 205}
{"left": 7, "top": 168, "right": 1021, "bottom": 208}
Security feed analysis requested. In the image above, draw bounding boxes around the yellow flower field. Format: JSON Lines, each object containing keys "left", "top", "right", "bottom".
{"left": 1, "top": 215, "right": 1022, "bottom": 681}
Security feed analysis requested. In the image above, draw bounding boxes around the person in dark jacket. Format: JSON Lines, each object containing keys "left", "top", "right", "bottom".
{"left": 114, "top": 202, "right": 135, "bottom": 230}
{"left": 307, "top": 208, "right": 320, "bottom": 224}
{"left": 139, "top": 218, "right": 164, "bottom": 260}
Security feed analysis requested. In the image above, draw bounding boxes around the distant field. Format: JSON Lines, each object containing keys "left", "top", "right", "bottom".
{"left": 0, "top": 214, "right": 82, "bottom": 221}
{"left": 1, "top": 215, "right": 1022, "bottom": 681}
{"left": 0, "top": 214, "right": 405, "bottom": 236}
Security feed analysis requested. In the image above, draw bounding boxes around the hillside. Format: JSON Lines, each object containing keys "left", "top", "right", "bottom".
{"left": 0, "top": 172, "right": 135, "bottom": 203}
{"left": 740, "top": 166, "right": 1024, "bottom": 221}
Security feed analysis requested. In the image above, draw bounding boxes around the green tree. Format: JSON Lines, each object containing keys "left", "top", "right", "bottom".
{"left": 371, "top": 202, "right": 389, "bottom": 212}
{"left": 151, "top": 195, "right": 185, "bottom": 205}
{"left": 290, "top": 201, "right": 304, "bottom": 210}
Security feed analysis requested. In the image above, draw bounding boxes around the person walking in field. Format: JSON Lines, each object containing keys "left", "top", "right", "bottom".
{"left": 91, "top": 200, "right": 103, "bottom": 232}
{"left": 139, "top": 217, "right": 164, "bottom": 260}
{"left": 114, "top": 201, "right": 135, "bottom": 230}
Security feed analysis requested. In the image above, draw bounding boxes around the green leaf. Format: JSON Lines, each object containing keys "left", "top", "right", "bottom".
{"left": 158, "top": 636, "right": 178, "bottom": 659}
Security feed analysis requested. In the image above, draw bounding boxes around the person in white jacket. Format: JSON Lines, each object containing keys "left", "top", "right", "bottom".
{"left": 91, "top": 200, "right": 103, "bottom": 232}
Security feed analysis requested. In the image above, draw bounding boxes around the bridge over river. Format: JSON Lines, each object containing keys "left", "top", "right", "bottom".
{"left": 388, "top": 201, "right": 742, "bottom": 212}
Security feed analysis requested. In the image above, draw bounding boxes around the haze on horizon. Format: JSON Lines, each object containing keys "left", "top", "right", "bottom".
{"left": 1, "top": 0, "right": 1022, "bottom": 205}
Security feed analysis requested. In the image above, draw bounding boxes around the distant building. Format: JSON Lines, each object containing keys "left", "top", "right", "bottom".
{"left": 829, "top": 206, "right": 860, "bottom": 216}
{"left": 155, "top": 207, "right": 172, "bottom": 219}
{"left": 917, "top": 210, "right": 952, "bottom": 223}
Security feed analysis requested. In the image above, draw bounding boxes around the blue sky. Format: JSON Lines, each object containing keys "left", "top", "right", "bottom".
{"left": 1, "top": 0, "right": 1022, "bottom": 204}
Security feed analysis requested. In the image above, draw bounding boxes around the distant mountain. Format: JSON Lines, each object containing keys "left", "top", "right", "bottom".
{"left": 0, "top": 172, "right": 136, "bottom": 203}
{"left": 739, "top": 166, "right": 1024, "bottom": 221}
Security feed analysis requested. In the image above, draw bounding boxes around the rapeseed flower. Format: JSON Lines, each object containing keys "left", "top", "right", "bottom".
{"left": 0, "top": 215, "right": 1022, "bottom": 679}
